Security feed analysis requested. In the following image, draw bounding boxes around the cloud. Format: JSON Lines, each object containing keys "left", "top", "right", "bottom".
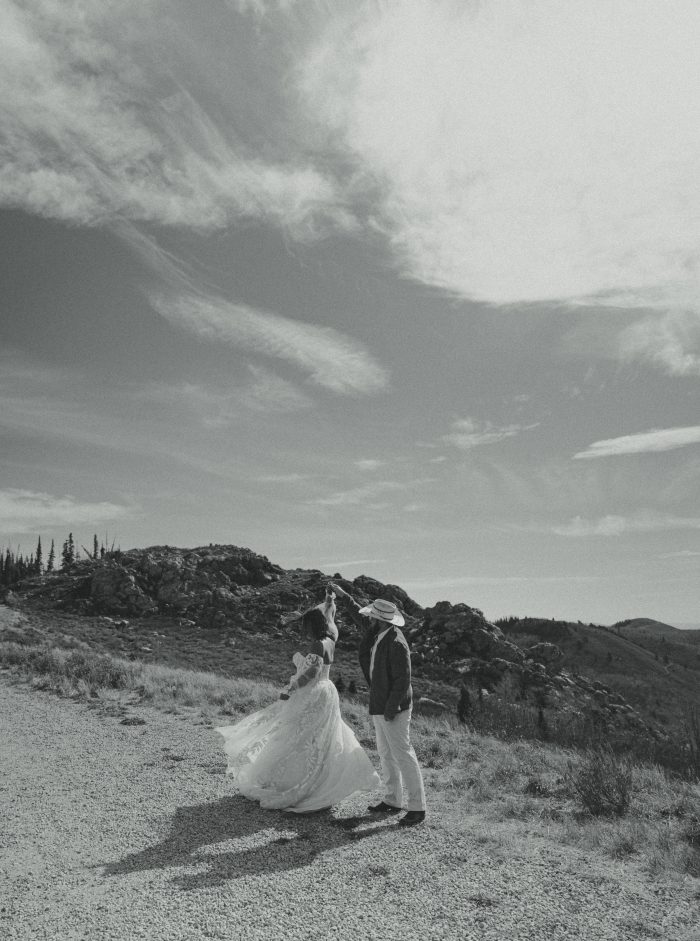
{"left": 151, "top": 292, "right": 388, "bottom": 395}
{"left": 574, "top": 426, "right": 700, "bottom": 460}
{"left": 441, "top": 417, "right": 536, "bottom": 451}
{"left": 308, "top": 480, "right": 405, "bottom": 507}
{"left": 257, "top": 473, "right": 310, "bottom": 483}
{"left": 142, "top": 370, "right": 312, "bottom": 423}
{"left": 0, "top": 355, "right": 246, "bottom": 481}
{"left": 0, "top": 488, "right": 132, "bottom": 532}
{"left": 553, "top": 513, "right": 700, "bottom": 537}
{"left": 320, "top": 558, "right": 386, "bottom": 569}
{"left": 308, "top": 474, "right": 436, "bottom": 508}
{"left": 0, "top": 0, "right": 353, "bottom": 237}
{"left": 617, "top": 311, "right": 700, "bottom": 376}
{"left": 406, "top": 575, "right": 605, "bottom": 590}
{"left": 354, "top": 459, "right": 386, "bottom": 471}
{"left": 658, "top": 550, "right": 700, "bottom": 559}
{"left": 300, "top": 1, "right": 700, "bottom": 318}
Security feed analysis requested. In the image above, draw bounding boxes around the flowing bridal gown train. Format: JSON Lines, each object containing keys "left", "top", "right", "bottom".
{"left": 216, "top": 652, "right": 380, "bottom": 812}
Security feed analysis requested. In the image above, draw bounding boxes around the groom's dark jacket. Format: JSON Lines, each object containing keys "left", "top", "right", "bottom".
{"left": 352, "top": 609, "right": 413, "bottom": 718}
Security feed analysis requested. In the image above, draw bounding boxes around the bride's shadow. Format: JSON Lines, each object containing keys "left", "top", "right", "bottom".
{"left": 102, "top": 795, "right": 396, "bottom": 891}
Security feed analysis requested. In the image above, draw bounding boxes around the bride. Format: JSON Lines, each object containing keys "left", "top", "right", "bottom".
{"left": 216, "top": 588, "right": 380, "bottom": 812}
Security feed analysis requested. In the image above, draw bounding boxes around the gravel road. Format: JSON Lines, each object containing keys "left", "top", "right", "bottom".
{"left": 1, "top": 677, "right": 699, "bottom": 941}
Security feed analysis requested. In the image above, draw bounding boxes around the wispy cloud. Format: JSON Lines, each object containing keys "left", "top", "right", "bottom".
{"left": 442, "top": 417, "right": 536, "bottom": 451}
{"left": 299, "top": 1, "right": 700, "bottom": 329}
{"left": 0, "top": 0, "right": 352, "bottom": 238}
{"left": 618, "top": 311, "right": 700, "bottom": 377}
{"left": 151, "top": 292, "right": 389, "bottom": 396}
{"left": 320, "top": 558, "right": 386, "bottom": 569}
{"left": 406, "top": 575, "right": 606, "bottom": 590}
{"left": 354, "top": 459, "right": 386, "bottom": 471}
{"left": 658, "top": 550, "right": 700, "bottom": 559}
{"left": 0, "top": 488, "right": 133, "bottom": 533}
{"left": 141, "top": 370, "right": 312, "bottom": 423}
{"left": 402, "top": 503, "right": 428, "bottom": 513}
{"left": 0, "top": 355, "right": 244, "bottom": 481}
{"left": 553, "top": 513, "right": 700, "bottom": 537}
{"left": 257, "top": 473, "right": 310, "bottom": 483}
{"left": 308, "top": 481, "right": 405, "bottom": 508}
{"left": 574, "top": 427, "right": 700, "bottom": 460}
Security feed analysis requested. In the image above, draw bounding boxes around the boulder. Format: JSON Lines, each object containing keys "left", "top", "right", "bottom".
{"left": 414, "top": 601, "right": 524, "bottom": 665}
{"left": 525, "top": 642, "right": 565, "bottom": 674}
{"left": 415, "top": 697, "right": 449, "bottom": 716}
{"left": 90, "top": 565, "right": 157, "bottom": 616}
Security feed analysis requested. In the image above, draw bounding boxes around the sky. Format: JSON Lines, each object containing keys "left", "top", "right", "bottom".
{"left": 1, "top": 0, "right": 699, "bottom": 627}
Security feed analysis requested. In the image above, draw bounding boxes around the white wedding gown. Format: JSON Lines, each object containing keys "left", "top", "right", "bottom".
{"left": 216, "top": 652, "right": 380, "bottom": 812}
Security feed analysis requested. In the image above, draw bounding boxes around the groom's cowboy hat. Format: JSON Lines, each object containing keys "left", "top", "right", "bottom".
{"left": 358, "top": 598, "right": 405, "bottom": 627}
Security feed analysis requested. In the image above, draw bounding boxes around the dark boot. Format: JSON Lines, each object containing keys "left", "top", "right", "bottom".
{"left": 398, "top": 810, "right": 426, "bottom": 827}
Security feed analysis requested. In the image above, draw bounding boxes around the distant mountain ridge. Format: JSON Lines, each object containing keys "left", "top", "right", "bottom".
{"left": 613, "top": 617, "right": 700, "bottom": 640}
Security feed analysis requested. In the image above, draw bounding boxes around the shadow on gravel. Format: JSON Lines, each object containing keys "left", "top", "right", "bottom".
{"left": 102, "top": 796, "right": 397, "bottom": 890}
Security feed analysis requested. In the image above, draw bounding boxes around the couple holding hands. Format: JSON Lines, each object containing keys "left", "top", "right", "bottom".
{"left": 216, "top": 583, "right": 426, "bottom": 828}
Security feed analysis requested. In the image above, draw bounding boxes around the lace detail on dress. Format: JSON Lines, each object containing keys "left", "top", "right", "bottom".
{"left": 287, "top": 652, "right": 323, "bottom": 693}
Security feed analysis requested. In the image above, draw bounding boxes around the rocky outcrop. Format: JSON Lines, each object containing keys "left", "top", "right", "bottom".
{"left": 525, "top": 642, "right": 565, "bottom": 674}
{"left": 407, "top": 601, "right": 652, "bottom": 737}
{"left": 6, "top": 546, "right": 655, "bottom": 740}
{"left": 10, "top": 546, "right": 420, "bottom": 643}
{"left": 410, "top": 601, "right": 524, "bottom": 665}
{"left": 90, "top": 565, "right": 157, "bottom": 617}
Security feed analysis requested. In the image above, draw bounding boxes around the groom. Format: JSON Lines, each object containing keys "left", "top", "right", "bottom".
{"left": 330, "top": 584, "right": 426, "bottom": 827}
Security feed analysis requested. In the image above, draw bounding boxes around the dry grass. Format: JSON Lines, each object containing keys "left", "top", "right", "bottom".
{"left": 0, "top": 640, "right": 276, "bottom": 716}
{"left": 2, "top": 637, "right": 699, "bottom": 882}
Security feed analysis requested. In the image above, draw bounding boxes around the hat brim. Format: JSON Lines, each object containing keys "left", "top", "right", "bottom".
{"left": 358, "top": 604, "right": 405, "bottom": 627}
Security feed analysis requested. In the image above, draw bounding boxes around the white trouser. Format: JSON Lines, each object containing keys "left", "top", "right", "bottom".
{"left": 373, "top": 709, "right": 426, "bottom": 812}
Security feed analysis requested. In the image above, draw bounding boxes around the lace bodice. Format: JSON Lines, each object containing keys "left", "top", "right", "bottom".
{"left": 291, "top": 652, "right": 330, "bottom": 685}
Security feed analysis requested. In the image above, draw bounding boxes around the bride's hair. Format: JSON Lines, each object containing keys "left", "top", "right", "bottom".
{"left": 302, "top": 607, "right": 336, "bottom": 641}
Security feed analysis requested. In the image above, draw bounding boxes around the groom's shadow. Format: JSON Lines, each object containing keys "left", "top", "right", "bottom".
{"left": 102, "top": 795, "right": 397, "bottom": 891}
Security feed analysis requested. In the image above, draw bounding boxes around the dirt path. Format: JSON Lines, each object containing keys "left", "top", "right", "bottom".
{"left": 1, "top": 678, "right": 698, "bottom": 941}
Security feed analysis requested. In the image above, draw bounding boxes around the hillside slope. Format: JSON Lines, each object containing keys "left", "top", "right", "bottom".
{"left": 497, "top": 616, "right": 700, "bottom": 730}
{"left": 4, "top": 543, "right": 697, "bottom": 740}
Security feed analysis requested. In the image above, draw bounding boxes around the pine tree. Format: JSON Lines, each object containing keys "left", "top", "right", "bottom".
{"left": 93, "top": 534, "right": 99, "bottom": 561}
{"left": 61, "top": 533, "right": 75, "bottom": 571}
{"left": 47, "top": 540, "right": 55, "bottom": 572}
{"left": 35, "top": 536, "right": 43, "bottom": 575}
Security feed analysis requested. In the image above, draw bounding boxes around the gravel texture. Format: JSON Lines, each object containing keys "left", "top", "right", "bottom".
{"left": 1, "top": 677, "right": 699, "bottom": 941}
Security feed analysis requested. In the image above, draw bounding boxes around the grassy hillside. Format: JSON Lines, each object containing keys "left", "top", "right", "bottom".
{"left": 496, "top": 616, "right": 700, "bottom": 732}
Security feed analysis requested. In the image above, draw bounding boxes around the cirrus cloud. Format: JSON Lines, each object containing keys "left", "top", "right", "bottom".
{"left": 553, "top": 512, "right": 700, "bottom": 537}
{"left": 0, "top": 0, "right": 353, "bottom": 237}
{"left": 299, "top": 0, "right": 700, "bottom": 324}
{"left": 442, "top": 417, "right": 537, "bottom": 451}
{"left": 0, "top": 488, "right": 133, "bottom": 532}
{"left": 574, "top": 426, "right": 700, "bottom": 460}
{"left": 150, "top": 292, "right": 389, "bottom": 396}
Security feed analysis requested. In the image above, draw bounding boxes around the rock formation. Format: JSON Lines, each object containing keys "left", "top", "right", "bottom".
{"left": 4, "top": 544, "right": 655, "bottom": 739}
